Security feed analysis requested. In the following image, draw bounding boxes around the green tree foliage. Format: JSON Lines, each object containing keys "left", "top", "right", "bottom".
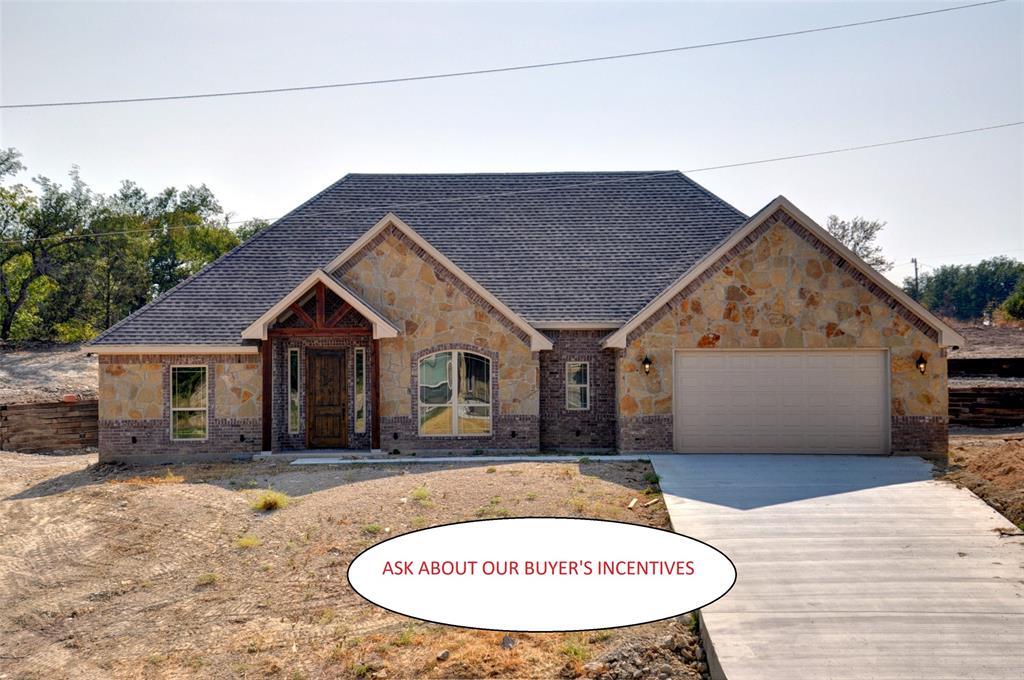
{"left": 825, "top": 215, "right": 893, "bottom": 272}
{"left": 235, "top": 218, "right": 271, "bottom": 241}
{"left": 0, "top": 149, "right": 249, "bottom": 341}
{"left": 1001, "top": 280, "right": 1024, "bottom": 320}
{"left": 903, "top": 257, "right": 1024, "bottom": 321}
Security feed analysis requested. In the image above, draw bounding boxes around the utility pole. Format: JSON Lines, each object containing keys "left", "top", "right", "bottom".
{"left": 911, "top": 258, "right": 919, "bottom": 299}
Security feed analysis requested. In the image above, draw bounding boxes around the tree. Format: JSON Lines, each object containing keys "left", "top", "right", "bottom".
{"left": 0, "top": 151, "right": 89, "bottom": 340}
{"left": 235, "top": 217, "right": 270, "bottom": 241}
{"left": 1002, "top": 280, "right": 1024, "bottom": 320}
{"left": 903, "top": 257, "right": 1024, "bottom": 320}
{"left": 1, "top": 149, "right": 246, "bottom": 341}
{"left": 826, "top": 215, "right": 893, "bottom": 272}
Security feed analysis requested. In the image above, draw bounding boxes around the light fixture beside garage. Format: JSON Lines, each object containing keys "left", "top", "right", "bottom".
{"left": 915, "top": 354, "right": 928, "bottom": 375}
{"left": 642, "top": 355, "right": 653, "bottom": 375}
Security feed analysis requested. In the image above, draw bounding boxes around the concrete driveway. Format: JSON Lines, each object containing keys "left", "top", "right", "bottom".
{"left": 651, "top": 455, "right": 1024, "bottom": 680}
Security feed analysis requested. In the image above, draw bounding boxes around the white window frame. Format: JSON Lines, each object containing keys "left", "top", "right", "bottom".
{"left": 565, "top": 361, "right": 590, "bottom": 411}
{"left": 354, "top": 347, "right": 367, "bottom": 434}
{"left": 170, "top": 364, "right": 208, "bottom": 441}
{"left": 287, "top": 348, "right": 300, "bottom": 434}
{"left": 417, "top": 350, "right": 492, "bottom": 437}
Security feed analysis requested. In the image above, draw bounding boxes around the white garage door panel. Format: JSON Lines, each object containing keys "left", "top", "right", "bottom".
{"left": 674, "top": 350, "right": 888, "bottom": 454}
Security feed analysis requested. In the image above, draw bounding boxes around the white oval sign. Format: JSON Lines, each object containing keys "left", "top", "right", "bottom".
{"left": 347, "top": 518, "right": 736, "bottom": 632}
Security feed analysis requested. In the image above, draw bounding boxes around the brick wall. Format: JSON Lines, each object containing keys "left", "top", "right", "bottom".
{"left": 98, "top": 353, "right": 261, "bottom": 463}
{"left": 891, "top": 415, "right": 947, "bottom": 458}
{"left": 380, "top": 414, "right": 539, "bottom": 453}
{"left": 617, "top": 415, "right": 673, "bottom": 452}
{"left": 538, "top": 330, "right": 617, "bottom": 450}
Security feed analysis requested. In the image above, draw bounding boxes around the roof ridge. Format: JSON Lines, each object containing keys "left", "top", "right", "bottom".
{"left": 343, "top": 170, "right": 679, "bottom": 178}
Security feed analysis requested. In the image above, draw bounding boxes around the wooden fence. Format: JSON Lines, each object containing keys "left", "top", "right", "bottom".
{"left": 0, "top": 399, "right": 98, "bottom": 452}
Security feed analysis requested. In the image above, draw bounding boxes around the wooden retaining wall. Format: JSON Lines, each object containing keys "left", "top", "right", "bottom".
{"left": 0, "top": 399, "right": 98, "bottom": 452}
{"left": 949, "top": 388, "right": 1024, "bottom": 428}
{"left": 949, "top": 357, "right": 1024, "bottom": 379}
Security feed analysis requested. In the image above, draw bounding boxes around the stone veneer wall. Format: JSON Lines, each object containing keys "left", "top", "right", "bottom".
{"left": 271, "top": 336, "right": 373, "bottom": 451}
{"left": 336, "top": 223, "right": 540, "bottom": 451}
{"left": 538, "top": 330, "right": 617, "bottom": 451}
{"left": 98, "top": 353, "right": 262, "bottom": 463}
{"left": 618, "top": 209, "right": 948, "bottom": 456}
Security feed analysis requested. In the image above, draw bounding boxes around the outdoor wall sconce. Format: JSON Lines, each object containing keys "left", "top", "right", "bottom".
{"left": 642, "top": 355, "right": 653, "bottom": 375}
{"left": 915, "top": 354, "right": 928, "bottom": 375}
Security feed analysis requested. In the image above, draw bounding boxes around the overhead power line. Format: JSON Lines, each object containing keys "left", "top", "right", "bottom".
{"left": 2, "top": 120, "right": 1020, "bottom": 245}
{"left": 0, "top": 0, "right": 1006, "bottom": 110}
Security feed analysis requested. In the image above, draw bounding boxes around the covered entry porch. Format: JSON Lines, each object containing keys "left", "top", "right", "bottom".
{"left": 242, "top": 269, "right": 400, "bottom": 453}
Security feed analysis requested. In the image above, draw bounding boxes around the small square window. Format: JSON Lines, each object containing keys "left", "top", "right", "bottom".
{"left": 566, "top": 362, "right": 589, "bottom": 411}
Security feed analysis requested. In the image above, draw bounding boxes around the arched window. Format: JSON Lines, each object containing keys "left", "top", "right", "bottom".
{"left": 418, "top": 351, "right": 491, "bottom": 436}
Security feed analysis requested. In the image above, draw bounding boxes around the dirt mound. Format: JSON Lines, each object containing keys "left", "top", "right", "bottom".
{"left": 945, "top": 433, "right": 1024, "bottom": 527}
{"left": 0, "top": 344, "right": 98, "bottom": 404}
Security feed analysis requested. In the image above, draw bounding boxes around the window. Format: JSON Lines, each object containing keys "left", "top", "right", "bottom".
{"left": 354, "top": 347, "right": 366, "bottom": 433}
{"left": 566, "top": 362, "right": 589, "bottom": 410}
{"left": 288, "top": 349, "right": 300, "bottom": 433}
{"left": 171, "top": 366, "right": 207, "bottom": 440}
{"left": 418, "top": 351, "right": 491, "bottom": 436}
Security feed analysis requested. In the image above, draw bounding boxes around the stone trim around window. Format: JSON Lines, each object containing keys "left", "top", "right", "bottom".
{"left": 169, "top": 365, "right": 209, "bottom": 442}
{"left": 409, "top": 343, "right": 500, "bottom": 440}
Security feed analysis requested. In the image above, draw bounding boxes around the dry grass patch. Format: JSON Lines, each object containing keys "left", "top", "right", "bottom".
{"left": 194, "top": 572, "right": 219, "bottom": 587}
{"left": 0, "top": 453, "right": 696, "bottom": 679}
{"left": 250, "top": 489, "right": 290, "bottom": 512}
{"left": 106, "top": 468, "right": 184, "bottom": 486}
{"left": 235, "top": 534, "right": 261, "bottom": 549}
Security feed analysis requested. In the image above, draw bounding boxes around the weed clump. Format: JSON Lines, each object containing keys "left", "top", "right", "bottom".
{"left": 251, "top": 490, "right": 290, "bottom": 512}
{"left": 236, "top": 534, "right": 262, "bottom": 549}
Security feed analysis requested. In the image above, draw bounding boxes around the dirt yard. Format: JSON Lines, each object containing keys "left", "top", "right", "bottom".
{"left": 0, "top": 344, "right": 97, "bottom": 404}
{"left": 0, "top": 454, "right": 707, "bottom": 680}
{"left": 944, "top": 427, "right": 1024, "bottom": 529}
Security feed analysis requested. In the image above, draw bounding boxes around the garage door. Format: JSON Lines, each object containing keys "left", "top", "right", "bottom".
{"left": 673, "top": 350, "right": 889, "bottom": 454}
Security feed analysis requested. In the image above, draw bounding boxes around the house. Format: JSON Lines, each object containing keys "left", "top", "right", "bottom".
{"left": 87, "top": 172, "right": 963, "bottom": 463}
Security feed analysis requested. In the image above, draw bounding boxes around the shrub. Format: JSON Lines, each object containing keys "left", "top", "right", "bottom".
{"left": 1002, "top": 283, "right": 1024, "bottom": 320}
{"left": 643, "top": 471, "right": 661, "bottom": 485}
{"left": 410, "top": 486, "right": 432, "bottom": 507}
{"left": 236, "top": 534, "right": 262, "bottom": 549}
{"left": 195, "top": 573, "right": 219, "bottom": 587}
{"left": 391, "top": 626, "right": 415, "bottom": 646}
{"left": 560, "top": 640, "right": 589, "bottom": 663}
{"left": 251, "top": 490, "right": 290, "bottom": 512}
{"left": 362, "top": 523, "right": 383, "bottom": 536}
{"left": 486, "top": 467, "right": 497, "bottom": 474}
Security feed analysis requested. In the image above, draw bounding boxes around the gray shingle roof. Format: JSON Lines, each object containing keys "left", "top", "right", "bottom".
{"left": 90, "top": 171, "right": 747, "bottom": 346}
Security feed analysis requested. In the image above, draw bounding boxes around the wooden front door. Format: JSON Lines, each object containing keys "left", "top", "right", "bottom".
{"left": 306, "top": 350, "right": 347, "bottom": 448}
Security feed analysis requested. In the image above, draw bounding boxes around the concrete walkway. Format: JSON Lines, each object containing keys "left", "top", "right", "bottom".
{"left": 652, "top": 455, "right": 1024, "bottom": 680}
{"left": 286, "top": 454, "right": 647, "bottom": 465}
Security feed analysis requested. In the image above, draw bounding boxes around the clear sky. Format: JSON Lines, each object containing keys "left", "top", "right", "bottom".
{"left": 2, "top": 0, "right": 1022, "bottom": 287}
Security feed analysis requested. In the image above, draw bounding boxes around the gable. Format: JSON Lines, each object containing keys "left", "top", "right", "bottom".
{"left": 604, "top": 197, "right": 964, "bottom": 349}
{"left": 240, "top": 269, "right": 399, "bottom": 341}
{"left": 330, "top": 214, "right": 552, "bottom": 351}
